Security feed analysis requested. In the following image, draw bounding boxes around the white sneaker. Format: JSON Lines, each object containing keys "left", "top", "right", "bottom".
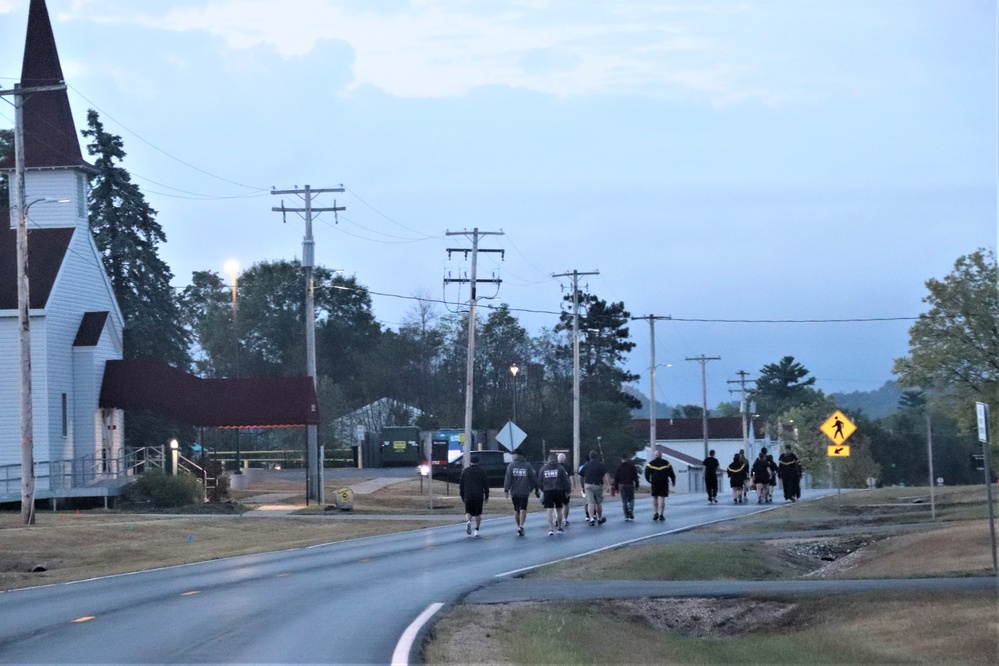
{"left": 474, "top": 529, "right": 480, "bottom": 538}
{"left": 466, "top": 520, "right": 472, "bottom": 535}
{"left": 548, "top": 530, "right": 554, "bottom": 536}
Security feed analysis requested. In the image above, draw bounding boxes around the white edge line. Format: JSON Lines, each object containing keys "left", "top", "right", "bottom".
{"left": 493, "top": 509, "right": 782, "bottom": 578}
{"left": 391, "top": 601, "right": 444, "bottom": 666}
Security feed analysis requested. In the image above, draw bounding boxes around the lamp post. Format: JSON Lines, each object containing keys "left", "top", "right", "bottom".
{"left": 170, "top": 439, "right": 179, "bottom": 476}
{"left": 223, "top": 260, "right": 241, "bottom": 475}
{"left": 509, "top": 364, "right": 519, "bottom": 423}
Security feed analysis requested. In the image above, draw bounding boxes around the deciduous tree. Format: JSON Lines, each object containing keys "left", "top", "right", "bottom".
{"left": 893, "top": 249, "right": 999, "bottom": 435}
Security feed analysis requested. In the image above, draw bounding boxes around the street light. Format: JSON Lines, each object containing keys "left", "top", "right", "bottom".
{"left": 223, "top": 260, "right": 241, "bottom": 475}
{"left": 169, "top": 439, "right": 179, "bottom": 476}
{"left": 16, "top": 196, "right": 69, "bottom": 525}
{"left": 509, "top": 364, "right": 519, "bottom": 423}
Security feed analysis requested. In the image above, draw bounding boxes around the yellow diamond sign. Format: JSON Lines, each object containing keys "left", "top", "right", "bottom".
{"left": 821, "top": 410, "right": 856, "bottom": 445}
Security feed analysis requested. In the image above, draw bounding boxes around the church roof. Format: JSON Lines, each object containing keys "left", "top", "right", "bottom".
{"left": 73, "top": 311, "right": 110, "bottom": 346}
{"left": 0, "top": 0, "right": 90, "bottom": 171}
{"left": 0, "top": 225, "right": 74, "bottom": 309}
{"left": 100, "top": 359, "right": 321, "bottom": 429}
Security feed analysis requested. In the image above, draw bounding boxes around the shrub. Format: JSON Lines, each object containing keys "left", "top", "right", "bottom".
{"left": 124, "top": 471, "right": 204, "bottom": 508}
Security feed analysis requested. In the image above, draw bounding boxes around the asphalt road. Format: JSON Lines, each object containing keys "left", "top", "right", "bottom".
{"left": 1, "top": 489, "right": 843, "bottom": 664}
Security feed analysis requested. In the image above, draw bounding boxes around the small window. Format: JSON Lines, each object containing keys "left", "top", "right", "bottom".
{"left": 61, "top": 393, "right": 68, "bottom": 437}
{"left": 76, "top": 174, "right": 86, "bottom": 218}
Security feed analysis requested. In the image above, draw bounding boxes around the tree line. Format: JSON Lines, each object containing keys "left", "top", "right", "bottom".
{"left": 3, "top": 114, "right": 995, "bottom": 485}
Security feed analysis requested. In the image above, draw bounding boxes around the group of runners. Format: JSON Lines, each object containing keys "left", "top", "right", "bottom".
{"left": 458, "top": 449, "right": 679, "bottom": 537}
{"left": 721, "top": 445, "right": 803, "bottom": 504}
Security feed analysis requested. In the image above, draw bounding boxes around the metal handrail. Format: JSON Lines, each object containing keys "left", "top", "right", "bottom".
{"left": 0, "top": 446, "right": 166, "bottom": 498}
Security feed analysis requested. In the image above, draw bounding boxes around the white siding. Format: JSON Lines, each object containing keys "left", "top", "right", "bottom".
{"left": 0, "top": 166, "right": 123, "bottom": 481}
{"left": 8, "top": 170, "right": 83, "bottom": 231}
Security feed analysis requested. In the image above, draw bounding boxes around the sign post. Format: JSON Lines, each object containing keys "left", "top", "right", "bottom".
{"left": 821, "top": 410, "right": 856, "bottom": 497}
{"left": 975, "top": 402, "right": 997, "bottom": 576}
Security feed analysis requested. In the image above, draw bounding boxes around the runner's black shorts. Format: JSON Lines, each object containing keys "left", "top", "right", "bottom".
{"left": 541, "top": 491, "right": 564, "bottom": 509}
{"left": 464, "top": 498, "right": 484, "bottom": 516}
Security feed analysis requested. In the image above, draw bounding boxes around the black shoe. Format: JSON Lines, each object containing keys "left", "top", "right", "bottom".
{"left": 598, "top": 516, "right": 606, "bottom": 525}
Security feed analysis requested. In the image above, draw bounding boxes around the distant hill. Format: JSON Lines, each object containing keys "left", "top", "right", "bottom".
{"left": 829, "top": 380, "right": 903, "bottom": 419}
{"left": 628, "top": 381, "right": 903, "bottom": 421}
{"left": 625, "top": 385, "right": 675, "bottom": 418}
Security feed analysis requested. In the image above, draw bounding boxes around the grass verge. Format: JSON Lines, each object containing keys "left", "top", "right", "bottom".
{"left": 425, "top": 484, "right": 999, "bottom": 665}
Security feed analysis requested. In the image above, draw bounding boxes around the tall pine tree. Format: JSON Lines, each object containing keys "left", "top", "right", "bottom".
{"left": 82, "top": 110, "right": 191, "bottom": 445}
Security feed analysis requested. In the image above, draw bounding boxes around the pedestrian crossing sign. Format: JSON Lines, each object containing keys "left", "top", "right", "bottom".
{"left": 820, "top": 410, "right": 856, "bottom": 444}
{"left": 827, "top": 445, "right": 851, "bottom": 457}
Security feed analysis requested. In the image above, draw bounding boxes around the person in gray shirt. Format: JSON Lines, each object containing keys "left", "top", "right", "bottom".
{"left": 504, "top": 453, "right": 540, "bottom": 536}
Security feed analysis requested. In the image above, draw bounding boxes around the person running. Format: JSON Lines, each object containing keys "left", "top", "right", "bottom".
{"left": 557, "top": 452, "right": 575, "bottom": 527}
{"left": 778, "top": 445, "right": 801, "bottom": 502}
{"left": 539, "top": 453, "right": 571, "bottom": 535}
{"left": 703, "top": 449, "right": 720, "bottom": 504}
{"left": 727, "top": 453, "right": 749, "bottom": 503}
{"left": 503, "top": 453, "right": 540, "bottom": 536}
{"left": 644, "top": 449, "right": 676, "bottom": 521}
{"left": 612, "top": 454, "right": 640, "bottom": 521}
{"left": 579, "top": 450, "right": 608, "bottom": 526}
{"left": 751, "top": 450, "right": 771, "bottom": 504}
{"left": 459, "top": 453, "right": 489, "bottom": 537}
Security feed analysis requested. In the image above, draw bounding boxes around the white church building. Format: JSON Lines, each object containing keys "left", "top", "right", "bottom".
{"left": 0, "top": 0, "right": 125, "bottom": 503}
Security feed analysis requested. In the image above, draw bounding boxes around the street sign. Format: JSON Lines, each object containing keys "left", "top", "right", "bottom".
{"left": 827, "top": 445, "right": 851, "bottom": 457}
{"left": 820, "top": 410, "right": 856, "bottom": 444}
{"left": 976, "top": 402, "right": 989, "bottom": 443}
{"left": 496, "top": 421, "right": 527, "bottom": 451}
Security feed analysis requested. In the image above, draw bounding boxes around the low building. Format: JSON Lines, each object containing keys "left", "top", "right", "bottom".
{"left": 631, "top": 417, "right": 769, "bottom": 493}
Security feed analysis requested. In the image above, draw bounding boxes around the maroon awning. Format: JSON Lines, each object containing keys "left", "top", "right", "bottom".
{"left": 99, "top": 359, "right": 319, "bottom": 428}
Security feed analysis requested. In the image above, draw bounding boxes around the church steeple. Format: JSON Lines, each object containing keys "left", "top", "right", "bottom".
{"left": 3, "top": 0, "right": 89, "bottom": 170}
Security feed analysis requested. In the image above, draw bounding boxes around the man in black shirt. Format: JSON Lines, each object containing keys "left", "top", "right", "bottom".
{"left": 579, "top": 450, "right": 608, "bottom": 526}
{"left": 702, "top": 449, "right": 720, "bottom": 504}
{"left": 459, "top": 454, "right": 489, "bottom": 537}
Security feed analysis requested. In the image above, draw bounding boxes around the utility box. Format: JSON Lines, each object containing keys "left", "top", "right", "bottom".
{"left": 379, "top": 426, "right": 421, "bottom": 467}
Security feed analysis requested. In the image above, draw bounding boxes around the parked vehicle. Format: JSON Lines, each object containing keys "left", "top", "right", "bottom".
{"left": 431, "top": 450, "right": 511, "bottom": 487}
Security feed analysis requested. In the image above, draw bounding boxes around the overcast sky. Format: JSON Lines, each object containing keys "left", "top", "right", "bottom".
{"left": 2, "top": 0, "right": 996, "bottom": 411}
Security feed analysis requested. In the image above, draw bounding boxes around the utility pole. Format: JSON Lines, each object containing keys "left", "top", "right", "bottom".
{"left": 633, "top": 315, "right": 671, "bottom": 456}
{"left": 271, "top": 185, "right": 344, "bottom": 505}
{"left": 686, "top": 355, "right": 721, "bottom": 459}
{"left": 728, "top": 370, "right": 753, "bottom": 459}
{"left": 553, "top": 270, "right": 599, "bottom": 472}
{"left": 1, "top": 82, "right": 67, "bottom": 525}
{"left": 445, "top": 229, "right": 504, "bottom": 467}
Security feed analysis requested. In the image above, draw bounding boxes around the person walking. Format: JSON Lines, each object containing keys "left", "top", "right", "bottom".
{"left": 751, "top": 450, "right": 771, "bottom": 504}
{"left": 557, "top": 452, "right": 575, "bottom": 527}
{"left": 644, "top": 449, "right": 676, "bottom": 521}
{"left": 778, "top": 445, "right": 801, "bottom": 502}
{"left": 702, "top": 449, "right": 720, "bottom": 504}
{"left": 539, "top": 453, "right": 571, "bottom": 535}
{"left": 738, "top": 449, "right": 750, "bottom": 499}
{"left": 612, "top": 454, "right": 640, "bottom": 521}
{"left": 459, "top": 453, "right": 489, "bottom": 537}
{"left": 727, "top": 453, "right": 749, "bottom": 503}
{"left": 766, "top": 454, "right": 778, "bottom": 503}
{"left": 503, "top": 453, "right": 540, "bottom": 536}
{"left": 579, "top": 450, "right": 608, "bottom": 526}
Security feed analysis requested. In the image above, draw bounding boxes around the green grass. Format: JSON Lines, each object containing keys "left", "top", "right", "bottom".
{"left": 454, "top": 591, "right": 998, "bottom": 665}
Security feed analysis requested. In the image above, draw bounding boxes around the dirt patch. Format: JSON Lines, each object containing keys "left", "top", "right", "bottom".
{"left": 426, "top": 603, "right": 528, "bottom": 666}
{"left": 604, "top": 597, "right": 799, "bottom": 638}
